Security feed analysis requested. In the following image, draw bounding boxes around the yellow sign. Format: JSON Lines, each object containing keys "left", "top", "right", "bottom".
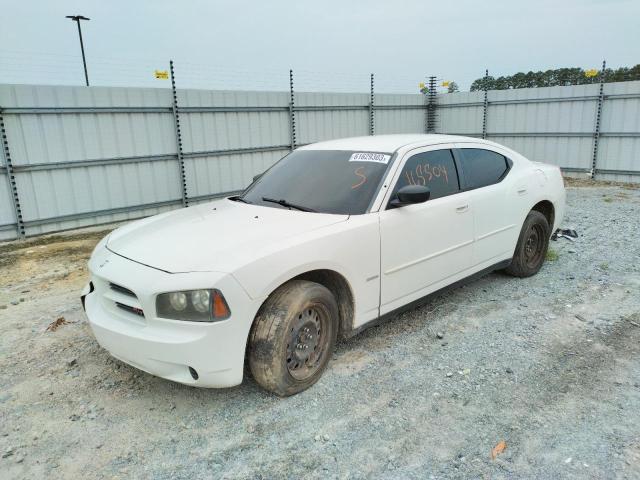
{"left": 418, "top": 82, "right": 425, "bottom": 89}
{"left": 585, "top": 69, "right": 598, "bottom": 78}
{"left": 155, "top": 70, "right": 169, "bottom": 80}
{"left": 441, "top": 81, "right": 450, "bottom": 87}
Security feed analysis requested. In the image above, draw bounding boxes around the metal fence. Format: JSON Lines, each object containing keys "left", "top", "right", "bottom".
{"left": 438, "top": 79, "right": 640, "bottom": 183}
{"left": 0, "top": 71, "right": 428, "bottom": 240}
{"left": 1, "top": 73, "right": 639, "bottom": 241}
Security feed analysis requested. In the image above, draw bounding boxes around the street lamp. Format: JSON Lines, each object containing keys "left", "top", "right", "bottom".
{"left": 66, "top": 15, "right": 90, "bottom": 86}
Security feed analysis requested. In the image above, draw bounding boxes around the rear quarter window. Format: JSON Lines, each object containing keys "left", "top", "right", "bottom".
{"left": 458, "top": 148, "right": 510, "bottom": 189}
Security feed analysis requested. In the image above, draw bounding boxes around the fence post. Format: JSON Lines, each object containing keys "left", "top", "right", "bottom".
{"left": 169, "top": 60, "right": 189, "bottom": 207}
{"left": 423, "top": 78, "right": 429, "bottom": 133}
{"left": 369, "top": 73, "right": 375, "bottom": 135}
{"left": 289, "top": 69, "right": 296, "bottom": 151}
{"left": 482, "top": 69, "right": 489, "bottom": 139}
{"left": 426, "top": 76, "right": 437, "bottom": 133}
{"left": 0, "top": 109, "right": 25, "bottom": 238}
{"left": 591, "top": 60, "right": 606, "bottom": 178}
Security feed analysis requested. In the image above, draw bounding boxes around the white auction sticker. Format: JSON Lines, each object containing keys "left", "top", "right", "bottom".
{"left": 349, "top": 152, "right": 391, "bottom": 164}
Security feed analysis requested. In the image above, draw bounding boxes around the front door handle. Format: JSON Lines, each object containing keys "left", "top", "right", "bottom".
{"left": 456, "top": 204, "right": 469, "bottom": 213}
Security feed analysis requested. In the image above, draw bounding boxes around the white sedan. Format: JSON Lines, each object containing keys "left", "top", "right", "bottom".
{"left": 82, "top": 134, "right": 566, "bottom": 396}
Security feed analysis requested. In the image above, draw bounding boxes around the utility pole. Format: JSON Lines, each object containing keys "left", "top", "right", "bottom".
{"left": 66, "top": 15, "right": 90, "bottom": 86}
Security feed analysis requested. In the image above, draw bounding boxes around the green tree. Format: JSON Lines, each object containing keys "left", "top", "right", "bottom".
{"left": 469, "top": 64, "right": 640, "bottom": 91}
{"left": 447, "top": 81, "right": 459, "bottom": 93}
{"left": 470, "top": 75, "right": 496, "bottom": 91}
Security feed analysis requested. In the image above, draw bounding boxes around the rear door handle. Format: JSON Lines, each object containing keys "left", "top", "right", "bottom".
{"left": 456, "top": 204, "right": 469, "bottom": 213}
{"left": 517, "top": 188, "right": 527, "bottom": 195}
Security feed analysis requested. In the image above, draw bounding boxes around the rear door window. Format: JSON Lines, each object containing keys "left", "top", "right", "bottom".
{"left": 390, "top": 149, "right": 460, "bottom": 202}
{"left": 457, "top": 148, "right": 510, "bottom": 189}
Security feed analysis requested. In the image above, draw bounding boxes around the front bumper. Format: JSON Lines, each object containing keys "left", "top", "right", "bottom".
{"left": 82, "top": 247, "right": 261, "bottom": 388}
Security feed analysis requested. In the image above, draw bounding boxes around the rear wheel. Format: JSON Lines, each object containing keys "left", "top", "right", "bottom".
{"left": 505, "top": 210, "right": 550, "bottom": 277}
{"left": 248, "top": 280, "right": 338, "bottom": 396}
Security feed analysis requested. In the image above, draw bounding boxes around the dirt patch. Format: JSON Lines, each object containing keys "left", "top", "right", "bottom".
{"left": 563, "top": 175, "right": 640, "bottom": 189}
{"left": 0, "top": 230, "right": 112, "bottom": 307}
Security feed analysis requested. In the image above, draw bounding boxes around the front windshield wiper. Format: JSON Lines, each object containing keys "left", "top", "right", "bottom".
{"left": 261, "top": 197, "right": 316, "bottom": 212}
{"left": 230, "top": 195, "right": 252, "bottom": 204}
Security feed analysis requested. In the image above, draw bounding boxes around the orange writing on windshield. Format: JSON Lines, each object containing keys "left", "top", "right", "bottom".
{"left": 404, "top": 163, "right": 448, "bottom": 186}
{"left": 352, "top": 167, "right": 367, "bottom": 189}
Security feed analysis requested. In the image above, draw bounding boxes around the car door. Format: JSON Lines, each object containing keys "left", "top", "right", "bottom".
{"left": 378, "top": 145, "right": 473, "bottom": 315}
{"left": 453, "top": 144, "right": 517, "bottom": 266}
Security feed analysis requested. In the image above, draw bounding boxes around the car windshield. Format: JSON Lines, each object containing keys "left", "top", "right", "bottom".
{"left": 240, "top": 150, "right": 393, "bottom": 215}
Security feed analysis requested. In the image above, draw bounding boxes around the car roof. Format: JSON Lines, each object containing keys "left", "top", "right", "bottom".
{"left": 297, "top": 134, "right": 491, "bottom": 153}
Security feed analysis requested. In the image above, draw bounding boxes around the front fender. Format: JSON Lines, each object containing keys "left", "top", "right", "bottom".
{"left": 232, "top": 215, "right": 381, "bottom": 328}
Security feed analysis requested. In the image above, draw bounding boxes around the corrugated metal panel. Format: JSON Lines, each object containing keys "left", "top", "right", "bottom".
{"left": 375, "top": 94, "right": 424, "bottom": 134}
{"left": 2, "top": 86, "right": 174, "bottom": 167}
{"left": 597, "top": 80, "right": 640, "bottom": 181}
{"left": 295, "top": 92, "right": 370, "bottom": 144}
{"left": 5, "top": 110, "right": 175, "bottom": 166}
{"left": 487, "top": 84, "right": 598, "bottom": 170}
{"left": 0, "top": 84, "right": 179, "bottom": 236}
{"left": 176, "top": 89, "right": 291, "bottom": 200}
{"left": 488, "top": 135, "right": 594, "bottom": 169}
{"left": 178, "top": 89, "right": 290, "bottom": 151}
{"left": 1, "top": 103, "right": 18, "bottom": 240}
{"left": 436, "top": 91, "right": 484, "bottom": 135}
{"left": 24, "top": 204, "right": 181, "bottom": 238}
{"left": 185, "top": 150, "right": 285, "bottom": 199}
{"left": 435, "top": 83, "right": 638, "bottom": 172}
{"left": 15, "top": 160, "right": 182, "bottom": 235}
{"left": 0, "top": 172, "right": 17, "bottom": 240}
{"left": 488, "top": 84, "right": 598, "bottom": 132}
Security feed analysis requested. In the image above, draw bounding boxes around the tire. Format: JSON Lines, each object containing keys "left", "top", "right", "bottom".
{"left": 505, "top": 210, "right": 551, "bottom": 278}
{"left": 248, "top": 280, "right": 339, "bottom": 396}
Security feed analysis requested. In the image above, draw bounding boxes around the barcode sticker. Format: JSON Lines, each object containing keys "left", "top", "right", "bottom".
{"left": 349, "top": 152, "right": 391, "bottom": 164}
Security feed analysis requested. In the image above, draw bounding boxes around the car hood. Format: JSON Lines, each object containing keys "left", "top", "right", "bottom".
{"left": 106, "top": 199, "right": 349, "bottom": 273}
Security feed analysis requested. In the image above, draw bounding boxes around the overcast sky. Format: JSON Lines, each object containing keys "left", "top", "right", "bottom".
{"left": 1, "top": 0, "right": 638, "bottom": 92}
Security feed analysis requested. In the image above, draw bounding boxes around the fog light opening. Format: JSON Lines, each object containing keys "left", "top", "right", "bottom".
{"left": 188, "top": 366, "right": 199, "bottom": 380}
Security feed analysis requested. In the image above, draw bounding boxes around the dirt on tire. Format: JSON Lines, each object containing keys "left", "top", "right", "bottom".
{"left": 248, "top": 280, "right": 338, "bottom": 396}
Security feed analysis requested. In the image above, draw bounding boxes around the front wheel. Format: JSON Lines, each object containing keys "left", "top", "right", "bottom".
{"left": 248, "top": 280, "right": 338, "bottom": 396}
{"left": 505, "top": 210, "right": 551, "bottom": 277}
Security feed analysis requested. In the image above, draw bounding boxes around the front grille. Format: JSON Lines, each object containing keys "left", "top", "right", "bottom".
{"left": 115, "top": 302, "right": 144, "bottom": 317}
{"left": 110, "top": 282, "right": 137, "bottom": 298}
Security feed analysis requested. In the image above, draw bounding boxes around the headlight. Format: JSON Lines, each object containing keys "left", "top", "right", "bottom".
{"left": 168, "top": 292, "right": 188, "bottom": 311}
{"left": 156, "top": 289, "right": 231, "bottom": 322}
{"left": 191, "top": 290, "right": 210, "bottom": 313}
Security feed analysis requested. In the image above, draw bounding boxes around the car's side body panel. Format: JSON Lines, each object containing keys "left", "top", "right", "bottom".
{"left": 376, "top": 143, "right": 474, "bottom": 314}
{"left": 232, "top": 213, "right": 382, "bottom": 329}
{"left": 378, "top": 189, "right": 474, "bottom": 314}
{"left": 453, "top": 142, "right": 522, "bottom": 266}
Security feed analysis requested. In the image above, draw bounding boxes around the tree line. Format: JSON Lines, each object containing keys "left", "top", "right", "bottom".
{"left": 469, "top": 64, "right": 640, "bottom": 91}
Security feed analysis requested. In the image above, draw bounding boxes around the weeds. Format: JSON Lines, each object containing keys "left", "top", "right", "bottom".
{"left": 546, "top": 249, "right": 559, "bottom": 261}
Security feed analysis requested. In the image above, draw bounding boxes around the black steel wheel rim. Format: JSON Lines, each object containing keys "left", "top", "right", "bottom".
{"left": 286, "top": 305, "right": 330, "bottom": 381}
{"left": 524, "top": 223, "right": 545, "bottom": 268}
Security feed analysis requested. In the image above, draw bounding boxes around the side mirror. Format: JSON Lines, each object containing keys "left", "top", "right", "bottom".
{"left": 390, "top": 185, "right": 431, "bottom": 208}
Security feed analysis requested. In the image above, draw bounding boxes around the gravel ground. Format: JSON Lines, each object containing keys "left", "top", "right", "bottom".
{"left": 1, "top": 182, "right": 639, "bottom": 479}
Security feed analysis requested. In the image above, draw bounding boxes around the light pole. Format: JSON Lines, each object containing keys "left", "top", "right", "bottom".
{"left": 66, "top": 15, "right": 90, "bottom": 86}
